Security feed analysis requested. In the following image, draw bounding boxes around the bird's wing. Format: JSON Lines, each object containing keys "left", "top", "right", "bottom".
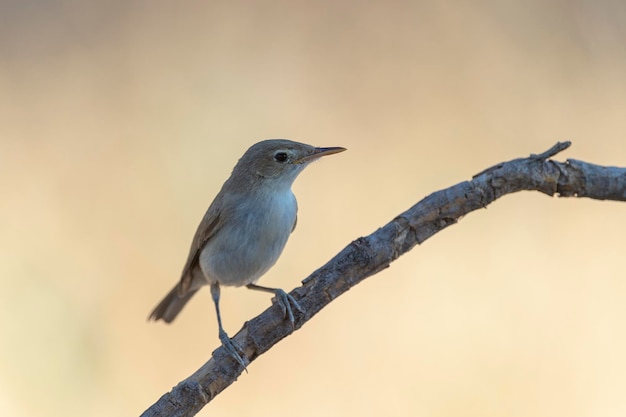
{"left": 178, "top": 200, "right": 224, "bottom": 295}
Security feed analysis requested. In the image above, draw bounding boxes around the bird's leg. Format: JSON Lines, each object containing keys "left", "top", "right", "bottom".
{"left": 246, "top": 283, "right": 304, "bottom": 326}
{"left": 210, "top": 282, "right": 247, "bottom": 370}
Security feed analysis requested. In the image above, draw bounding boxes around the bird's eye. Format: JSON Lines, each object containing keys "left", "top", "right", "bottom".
{"left": 274, "top": 152, "right": 289, "bottom": 163}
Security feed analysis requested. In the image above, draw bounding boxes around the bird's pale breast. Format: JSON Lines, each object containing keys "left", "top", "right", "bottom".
{"left": 198, "top": 189, "right": 297, "bottom": 287}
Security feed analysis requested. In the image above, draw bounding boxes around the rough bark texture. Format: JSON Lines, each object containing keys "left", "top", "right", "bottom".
{"left": 141, "top": 141, "right": 626, "bottom": 417}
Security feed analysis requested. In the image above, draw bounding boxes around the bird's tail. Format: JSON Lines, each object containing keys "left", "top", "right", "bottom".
{"left": 149, "top": 284, "right": 199, "bottom": 323}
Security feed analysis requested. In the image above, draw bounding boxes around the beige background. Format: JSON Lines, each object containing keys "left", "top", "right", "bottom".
{"left": 1, "top": 1, "right": 626, "bottom": 416}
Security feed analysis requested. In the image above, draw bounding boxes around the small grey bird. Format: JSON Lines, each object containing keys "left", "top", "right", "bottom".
{"left": 149, "top": 139, "right": 346, "bottom": 368}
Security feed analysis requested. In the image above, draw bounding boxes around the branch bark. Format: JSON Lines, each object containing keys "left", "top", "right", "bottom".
{"left": 141, "top": 141, "right": 626, "bottom": 417}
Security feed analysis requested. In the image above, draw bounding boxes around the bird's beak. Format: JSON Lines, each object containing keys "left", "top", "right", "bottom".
{"left": 294, "top": 146, "right": 347, "bottom": 164}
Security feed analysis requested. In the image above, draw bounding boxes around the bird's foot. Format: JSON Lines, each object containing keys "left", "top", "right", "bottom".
{"left": 273, "top": 289, "right": 304, "bottom": 327}
{"left": 218, "top": 328, "right": 247, "bottom": 371}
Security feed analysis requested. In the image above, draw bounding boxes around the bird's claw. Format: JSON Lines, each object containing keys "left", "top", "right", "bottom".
{"left": 218, "top": 328, "right": 247, "bottom": 371}
{"left": 274, "top": 289, "right": 304, "bottom": 327}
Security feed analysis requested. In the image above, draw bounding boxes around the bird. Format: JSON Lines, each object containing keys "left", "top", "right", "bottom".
{"left": 149, "top": 139, "right": 346, "bottom": 369}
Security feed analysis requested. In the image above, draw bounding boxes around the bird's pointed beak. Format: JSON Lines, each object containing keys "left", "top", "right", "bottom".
{"left": 294, "top": 146, "right": 347, "bottom": 164}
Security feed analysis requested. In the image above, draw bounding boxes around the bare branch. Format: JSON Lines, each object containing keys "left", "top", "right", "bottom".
{"left": 141, "top": 142, "right": 626, "bottom": 417}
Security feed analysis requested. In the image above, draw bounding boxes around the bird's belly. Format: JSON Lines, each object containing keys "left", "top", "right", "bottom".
{"left": 199, "top": 193, "right": 296, "bottom": 287}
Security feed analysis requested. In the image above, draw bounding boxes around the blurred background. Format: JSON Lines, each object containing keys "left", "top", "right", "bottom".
{"left": 1, "top": 1, "right": 626, "bottom": 416}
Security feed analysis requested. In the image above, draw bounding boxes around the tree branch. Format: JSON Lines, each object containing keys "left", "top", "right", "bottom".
{"left": 141, "top": 141, "right": 626, "bottom": 417}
